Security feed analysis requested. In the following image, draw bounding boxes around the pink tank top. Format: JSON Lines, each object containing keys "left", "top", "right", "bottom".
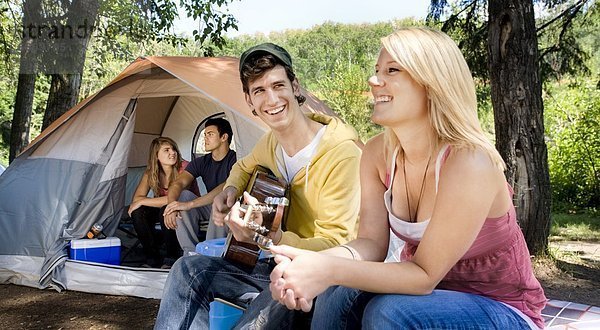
{"left": 386, "top": 146, "right": 546, "bottom": 329}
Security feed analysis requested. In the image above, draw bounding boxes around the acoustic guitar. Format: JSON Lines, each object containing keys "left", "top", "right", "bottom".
{"left": 222, "top": 166, "right": 289, "bottom": 267}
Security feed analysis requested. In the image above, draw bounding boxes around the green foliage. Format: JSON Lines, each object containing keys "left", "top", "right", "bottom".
{"left": 429, "top": 1, "right": 597, "bottom": 84}
{"left": 216, "top": 19, "right": 418, "bottom": 85}
{"left": 427, "top": 1, "right": 489, "bottom": 80}
{"left": 0, "top": 78, "right": 15, "bottom": 165}
{"left": 91, "top": 0, "right": 239, "bottom": 58}
{"left": 270, "top": 21, "right": 396, "bottom": 91}
{"left": 314, "top": 61, "right": 381, "bottom": 141}
{"left": 474, "top": 82, "right": 495, "bottom": 138}
{"left": 29, "top": 75, "right": 50, "bottom": 138}
{"left": 536, "top": 0, "right": 596, "bottom": 82}
{"left": 545, "top": 78, "right": 600, "bottom": 211}
{"left": 0, "top": 1, "right": 20, "bottom": 165}
{"left": 0, "top": 74, "right": 48, "bottom": 166}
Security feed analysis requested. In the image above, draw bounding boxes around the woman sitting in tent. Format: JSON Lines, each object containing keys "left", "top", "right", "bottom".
{"left": 128, "top": 137, "right": 199, "bottom": 268}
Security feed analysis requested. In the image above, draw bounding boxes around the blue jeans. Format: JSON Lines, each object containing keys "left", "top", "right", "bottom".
{"left": 312, "top": 286, "right": 531, "bottom": 329}
{"left": 155, "top": 255, "right": 298, "bottom": 329}
{"left": 233, "top": 288, "right": 310, "bottom": 330}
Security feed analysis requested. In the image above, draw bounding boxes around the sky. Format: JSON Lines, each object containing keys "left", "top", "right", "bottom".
{"left": 175, "top": 0, "right": 431, "bottom": 37}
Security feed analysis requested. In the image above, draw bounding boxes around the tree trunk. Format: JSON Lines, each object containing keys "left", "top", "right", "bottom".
{"left": 42, "top": 0, "right": 100, "bottom": 130}
{"left": 488, "top": 0, "right": 552, "bottom": 255}
{"left": 9, "top": 73, "right": 36, "bottom": 162}
{"left": 9, "top": 0, "right": 41, "bottom": 163}
{"left": 43, "top": 73, "right": 82, "bottom": 129}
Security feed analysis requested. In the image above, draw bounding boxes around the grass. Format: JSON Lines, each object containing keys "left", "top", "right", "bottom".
{"left": 550, "top": 211, "right": 600, "bottom": 241}
{"left": 547, "top": 211, "right": 600, "bottom": 276}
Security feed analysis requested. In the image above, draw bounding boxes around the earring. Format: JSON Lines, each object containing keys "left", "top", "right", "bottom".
{"left": 252, "top": 109, "right": 258, "bottom": 116}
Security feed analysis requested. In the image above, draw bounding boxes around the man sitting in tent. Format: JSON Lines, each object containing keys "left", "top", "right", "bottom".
{"left": 155, "top": 43, "right": 362, "bottom": 328}
{"left": 162, "top": 117, "right": 237, "bottom": 257}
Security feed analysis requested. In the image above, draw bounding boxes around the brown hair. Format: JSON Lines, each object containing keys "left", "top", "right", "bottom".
{"left": 240, "top": 54, "right": 306, "bottom": 106}
{"left": 146, "top": 137, "right": 183, "bottom": 197}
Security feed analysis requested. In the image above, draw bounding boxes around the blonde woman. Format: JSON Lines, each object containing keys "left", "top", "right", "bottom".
{"left": 128, "top": 137, "right": 199, "bottom": 268}
{"left": 269, "top": 28, "right": 546, "bottom": 329}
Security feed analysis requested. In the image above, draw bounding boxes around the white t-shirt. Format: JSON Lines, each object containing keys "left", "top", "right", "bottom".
{"left": 280, "top": 126, "right": 326, "bottom": 182}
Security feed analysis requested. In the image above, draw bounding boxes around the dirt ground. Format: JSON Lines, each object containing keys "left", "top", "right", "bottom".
{"left": 0, "top": 240, "right": 598, "bottom": 330}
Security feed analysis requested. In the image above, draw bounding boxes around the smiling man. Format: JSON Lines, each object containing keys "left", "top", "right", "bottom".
{"left": 155, "top": 43, "right": 362, "bottom": 329}
{"left": 162, "top": 117, "right": 236, "bottom": 257}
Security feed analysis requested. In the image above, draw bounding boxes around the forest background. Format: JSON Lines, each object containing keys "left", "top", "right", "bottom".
{"left": 0, "top": 0, "right": 598, "bottom": 255}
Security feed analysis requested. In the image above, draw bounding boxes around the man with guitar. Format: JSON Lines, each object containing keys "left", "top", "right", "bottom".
{"left": 155, "top": 43, "right": 361, "bottom": 329}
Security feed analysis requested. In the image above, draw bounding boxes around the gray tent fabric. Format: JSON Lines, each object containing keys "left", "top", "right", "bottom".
{"left": 3, "top": 100, "right": 135, "bottom": 289}
{"left": 0, "top": 56, "right": 338, "bottom": 298}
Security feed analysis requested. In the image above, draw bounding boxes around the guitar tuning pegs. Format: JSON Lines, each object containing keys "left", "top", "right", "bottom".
{"left": 252, "top": 232, "right": 273, "bottom": 250}
{"left": 246, "top": 219, "right": 270, "bottom": 235}
{"left": 239, "top": 203, "right": 274, "bottom": 214}
{"left": 264, "top": 197, "right": 289, "bottom": 206}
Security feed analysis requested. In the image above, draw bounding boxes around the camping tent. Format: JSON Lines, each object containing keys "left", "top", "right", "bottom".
{"left": 0, "top": 56, "right": 336, "bottom": 299}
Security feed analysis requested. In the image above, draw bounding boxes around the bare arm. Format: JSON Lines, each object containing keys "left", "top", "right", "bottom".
{"left": 189, "top": 182, "right": 225, "bottom": 208}
{"left": 164, "top": 182, "right": 226, "bottom": 215}
{"left": 273, "top": 146, "right": 508, "bottom": 301}
{"left": 128, "top": 171, "right": 169, "bottom": 216}
{"left": 320, "top": 135, "right": 390, "bottom": 261}
{"left": 167, "top": 171, "right": 194, "bottom": 204}
{"left": 163, "top": 171, "right": 195, "bottom": 229}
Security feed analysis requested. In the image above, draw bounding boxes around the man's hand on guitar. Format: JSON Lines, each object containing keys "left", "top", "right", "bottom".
{"left": 224, "top": 192, "right": 264, "bottom": 244}
{"left": 212, "top": 186, "right": 238, "bottom": 226}
{"left": 221, "top": 168, "right": 288, "bottom": 266}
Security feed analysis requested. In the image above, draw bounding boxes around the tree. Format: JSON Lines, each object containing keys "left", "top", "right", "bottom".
{"left": 9, "top": 0, "right": 239, "bottom": 161}
{"left": 9, "top": 0, "right": 40, "bottom": 162}
{"left": 42, "top": 0, "right": 100, "bottom": 130}
{"left": 487, "top": 0, "right": 551, "bottom": 255}
{"left": 427, "top": 0, "right": 593, "bottom": 254}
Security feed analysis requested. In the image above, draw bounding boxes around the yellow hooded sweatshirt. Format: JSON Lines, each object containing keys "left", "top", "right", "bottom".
{"left": 225, "top": 113, "right": 361, "bottom": 251}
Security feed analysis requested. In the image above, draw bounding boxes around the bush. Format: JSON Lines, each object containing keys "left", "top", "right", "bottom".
{"left": 545, "top": 78, "right": 600, "bottom": 212}
{"left": 314, "top": 61, "right": 382, "bottom": 142}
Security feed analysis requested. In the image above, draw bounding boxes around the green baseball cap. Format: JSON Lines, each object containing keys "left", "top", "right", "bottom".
{"left": 239, "top": 42, "right": 293, "bottom": 74}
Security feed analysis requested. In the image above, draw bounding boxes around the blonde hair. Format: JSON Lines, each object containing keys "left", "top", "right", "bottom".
{"left": 380, "top": 27, "right": 505, "bottom": 170}
{"left": 146, "top": 137, "right": 183, "bottom": 197}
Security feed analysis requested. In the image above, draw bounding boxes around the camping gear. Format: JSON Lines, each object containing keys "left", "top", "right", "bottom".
{"left": 196, "top": 237, "right": 227, "bottom": 257}
{"left": 0, "top": 56, "right": 336, "bottom": 299}
{"left": 210, "top": 299, "right": 245, "bottom": 330}
{"left": 542, "top": 299, "right": 600, "bottom": 329}
{"left": 69, "top": 238, "right": 121, "bottom": 265}
{"left": 86, "top": 223, "right": 105, "bottom": 239}
{"left": 196, "top": 238, "right": 245, "bottom": 329}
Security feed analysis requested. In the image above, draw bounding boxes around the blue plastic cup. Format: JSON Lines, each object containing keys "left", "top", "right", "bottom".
{"left": 209, "top": 300, "right": 244, "bottom": 330}
{"left": 196, "top": 238, "right": 227, "bottom": 257}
